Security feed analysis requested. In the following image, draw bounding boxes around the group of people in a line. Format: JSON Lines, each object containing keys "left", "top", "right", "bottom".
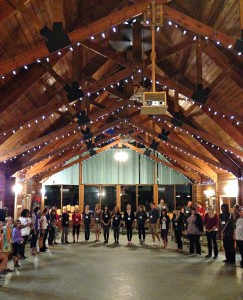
{"left": 0, "top": 200, "right": 243, "bottom": 278}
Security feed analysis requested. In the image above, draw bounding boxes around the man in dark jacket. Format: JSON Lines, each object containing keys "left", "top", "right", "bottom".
{"left": 220, "top": 204, "right": 235, "bottom": 264}
{"left": 61, "top": 208, "right": 70, "bottom": 244}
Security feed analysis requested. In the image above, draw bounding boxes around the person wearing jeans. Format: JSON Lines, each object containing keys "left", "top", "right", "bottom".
{"left": 204, "top": 206, "right": 218, "bottom": 259}
{"left": 30, "top": 207, "right": 40, "bottom": 255}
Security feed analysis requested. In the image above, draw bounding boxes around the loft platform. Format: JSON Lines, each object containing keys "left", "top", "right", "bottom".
{"left": 140, "top": 91, "right": 168, "bottom": 115}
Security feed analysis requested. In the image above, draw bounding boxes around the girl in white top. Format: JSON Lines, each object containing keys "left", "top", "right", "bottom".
{"left": 19, "top": 209, "right": 31, "bottom": 259}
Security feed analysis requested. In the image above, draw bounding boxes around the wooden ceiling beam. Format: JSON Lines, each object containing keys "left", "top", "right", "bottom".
{"left": 0, "top": 97, "right": 69, "bottom": 135}
{"left": 38, "top": 139, "right": 121, "bottom": 181}
{"left": 144, "top": 39, "right": 195, "bottom": 66}
{"left": 162, "top": 5, "right": 236, "bottom": 49}
{"left": 200, "top": 41, "right": 243, "bottom": 89}
{"left": 0, "top": 0, "right": 169, "bottom": 75}
{"left": 133, "top": 135, "right": 205, "bottom": 179}
{"left": 123, "top": 142, "right": 200, "bottom": 181}
{"left": 130, "top": 120, "right": 228, "bottom": 170}
{"left": 0, "top": 0, "right": 16, "bottom": 25}
{"left": 0, "top": 97, "right": 130, "bottom": 161}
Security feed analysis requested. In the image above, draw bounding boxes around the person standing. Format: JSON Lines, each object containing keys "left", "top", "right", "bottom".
{"left": 30, "top": 207, "right": 40, "bottom": 255}
{"left": 204, "top": 206, "right": 218, "bottom": 259}
{"left": 39, "top": 208, "right": 48, "bottom": 252}
{"left": 123, "top": 204, "right": 135, "bottom": 245}
{"left": 111, "top": 206, "right": 122, "bottom": 244}
{"left": 149, "top": 202, "right": 160, "bottom": 246}
{"left": 72, "top": 208, "right": 82, "bottom": 243}
{"left": 220, "top": 204, "right": 235, "bottom": 264}
{"left": 186, "top": 207, "right": 203, "bottom": 255}
{"left": 136, "top": 205, "right": 148, "bottom": 245}
{"left": 19, "top": 209, "right": 31, "bottom": 259}
{"left": 183, "top": 201, "right": 192, "bottom": 220}
{"left": 158, "top": 198, "right": 169, "bottom": 215}
{"left": 160, "top": 209, "right": 170, "bottom": 249}
{"left": 235, "top": 207, "right": 243, "bottom": 267}
{"left": 196, "top": 202, "right": 206, "bottom": 222}
{"left": 102, "top": 206, "right": 111, "bottom": 243}
{"left": 172, "top": 209, "right": 184, "bottom": 252}
{"left": 2, "top": 217, "right": 13, "bottom": 273}
{"left": 48, "top": 209, "right": 57, "bottom": 246}
{"left": 61, "top": 208, "right": 70, "bottom": 244}
{"left": 0, "top": 222, "right": 8, "bottom": 275}
{"left": 83, "top": 205, "right": 92, "bottom": 242}
{"left": 12, "top": 220, "right": 24, "bottom": 268}
{"left": 94, "top": 204, "right": 103, "bottom": 242}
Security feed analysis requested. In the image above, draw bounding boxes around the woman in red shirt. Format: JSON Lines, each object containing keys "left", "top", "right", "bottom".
{"left": 72, "top": 208, "right": 82, "bottom": 243}
{"left": 204, "top": 206, "right": 218, "bottom": 259}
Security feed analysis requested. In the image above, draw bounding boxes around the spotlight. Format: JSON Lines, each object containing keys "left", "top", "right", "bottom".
{"left": 149, "top": 139, "right": 159, "bottom": 151}
{"left": 143, "top": 148, "right": 151, "bottom": 157}
{"left": 81, "top": 127, "right": 93, "bottom": 140}
{"left": 89, "top": 149, "right": 97, "bottom": 157}
{"left": 86, "top": 141, "right": 95, "bottom": 150}
{"left": 75, "top": 111, "right": 90, "bottom": 126}
{"left": 40, "top": 22, "right": 71, "bottom": 53}
{"left": 158, "top": 129, "right": 170, "bottom": 141}
{"left": 63, "top": 81, "right": 84, "bottom": 102}
{"left": 171, "top": 112, "right": 183, "bottom": 127}
{"left": 191, "top": 84, "right": 211, "bottom": 105}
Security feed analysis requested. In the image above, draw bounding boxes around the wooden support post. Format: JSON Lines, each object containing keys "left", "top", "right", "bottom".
{"left": 79, "top": 185, "right": 84, "bottom": 214}
{"left": 153, "top": 184, "right": 158, "bottom": 206}
{"left": 238, "top": 179, "right": 243, "bottom": 206}
{"left": 240, "top": 0, "right": 243, "bottom": 38}
{"left": 116, "top": 185, "right": 121, "bottom": 209}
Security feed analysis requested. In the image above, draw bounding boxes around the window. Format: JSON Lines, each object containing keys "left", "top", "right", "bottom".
{"left": 138, "top": 185, "right": 153, "bottom": 212}
{"left": 175, "top": 185, "right": 192, "bottom": 209}
{"left": 120, "top": 186, "right": 136, "bottom": 212}
{"left": 100, "top": 186, "right": 116, "bottom": 211}
{"left": 84, "top": 186, "right": 99, "bottom": 213}
{"left": 158, "top": 185, "right": 175, "bottom": 212}
{"left": 44, "top": 185, "right": 61, "bottom": 209}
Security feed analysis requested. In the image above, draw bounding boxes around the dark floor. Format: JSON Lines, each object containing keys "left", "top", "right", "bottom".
{"left": 0, "top": 233, "right": 243, "bottom": 300}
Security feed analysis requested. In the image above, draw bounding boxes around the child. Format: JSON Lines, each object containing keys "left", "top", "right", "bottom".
{"left": 12, "top": 220, "right": 24, "bottom": 268}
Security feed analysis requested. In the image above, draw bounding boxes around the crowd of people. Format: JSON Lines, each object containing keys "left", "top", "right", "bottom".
{"left": 0, "top": 199, "right": 243, "bottom": 279}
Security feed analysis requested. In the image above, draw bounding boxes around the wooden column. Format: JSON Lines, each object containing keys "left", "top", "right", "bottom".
{"left": 240, "top": 0, "right": 243, "bottom": 39}
{"left": 238, "top": 179, "right": 243, "bottom": 206}
{"left": 79, "top": 162, "right": 84, "bottom": 212}
{"left": 116, "top": 185, "right": 121, "bottom": 208}
{"left": 153, "top": 184, "right": 158, "bottom": 206}
{"left": 194, "top": 183, "right": 203, "bottom": 204}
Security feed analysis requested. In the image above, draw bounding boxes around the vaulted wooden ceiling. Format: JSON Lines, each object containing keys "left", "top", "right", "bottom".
{"left": 0, "top": 0, "right": 242, "bottom": 184}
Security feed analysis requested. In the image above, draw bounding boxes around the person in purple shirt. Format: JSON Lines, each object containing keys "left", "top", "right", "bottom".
{"left": 12, "top": 220, "right": 24, "bottom": 268}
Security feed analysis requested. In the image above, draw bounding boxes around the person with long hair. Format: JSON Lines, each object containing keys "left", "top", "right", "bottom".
{"left": 40, "top": 208, "right": 48, "bottom": 252}
{"left": 30, "top": 207, "right": 41, "bottom": 255}
{"left": 111, "top": 206, "right": 122, "bottom": 244}
{"left": 102, "top": 206, "right": 111, "bottom": 243}
{"left": 136, "top": 205, "right": 147, "bottom": 245}
{"left": 160, "top": 209, "right": 170, "bottom": 249}
{"left": 83, "top": 205, "right": 92, "bottom": 242}
{"left": 123, "top": 204, "right": 135, "bottom": 245}
{"left": 172, "top": 209, "right": 184, "bottom": 252}
{"left": 19, "top": 209, "right": 31, "bottom": 259}
{"left": 12, "top": 220, "right": 23, "bottom": 268}
{"left": 204, "top": 206, "right": 218, "bottom": 259}
{"left": 2, "top": 217, "right": 13, "bottom": 273}
{"left": 48, "top": 209, "right": 57, "bottom": 246}
{"left": 186, "top": 207, "right": 203, "bottom": 255}
{"left": 72, "top": 208, "right": 82, "bottom": 243}
{"left": 220, "top": 204, "right": 235, "bottom": 264}
{"left": 94, "top": 204, "right": 102, "bottom": 242}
